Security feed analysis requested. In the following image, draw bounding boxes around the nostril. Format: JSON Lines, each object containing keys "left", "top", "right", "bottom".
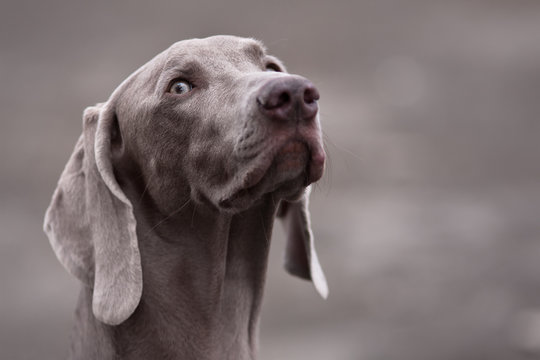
{"left": 304, "top": 86, "right": 320, "bottom": 104}
{"left": 277, "top": 91, "right": 291, "bottom": 108}
{"left": 259, "top": 89, "right": 292, "bottom": 110}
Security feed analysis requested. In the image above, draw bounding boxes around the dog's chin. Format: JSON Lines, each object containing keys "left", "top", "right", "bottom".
{"left": 214, "top": 141, "right": 312, "bottom": 213}
{"left": 216, "top": 174, "right": 307, "bottom": 213}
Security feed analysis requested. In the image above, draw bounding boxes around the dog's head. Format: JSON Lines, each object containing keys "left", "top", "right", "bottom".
{"left": 44, "top": 36, "right": 327, "bottom": 325}
{"left": 111, "top": 36, "right": 325, "bottom": 212}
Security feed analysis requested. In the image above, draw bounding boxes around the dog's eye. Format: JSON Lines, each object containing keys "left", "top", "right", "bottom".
{"left": 169, "top": 80, "right": 193, "bottom": 95}
{"left": 265, "top": 63, "right": 281, "bottom": 72}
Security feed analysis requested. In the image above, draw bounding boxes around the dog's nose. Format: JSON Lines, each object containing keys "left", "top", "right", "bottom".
{"left": 257, "top": 77, "right": 319, "bottom": 122}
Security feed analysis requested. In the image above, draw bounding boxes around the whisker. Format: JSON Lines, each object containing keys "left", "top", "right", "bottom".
{"left": 319, "top": 137, "right": 334, "bottom": 194}
{"left": 265, "top": 38, "right": 289, "bottom": 47}
{"left": 137, "top": 173, "right": 154, "bottom": 203}
{"left": 259, "top": 210, "right": 270, "bottom": 247}
{"left": 191, "top": 202, "right": 197, "bottom": 228}
{"left": 322, "top": 129, "right": 363, "bottom": 162}
{"left": 143, "top": 198, "right": 192, "bottom": 238}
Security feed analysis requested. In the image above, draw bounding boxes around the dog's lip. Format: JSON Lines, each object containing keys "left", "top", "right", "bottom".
{"left": 219, "top": 139, "right": 320, "bottom": 209}
{"left": 244, "top": 140, "right": 308, "bottom": 187}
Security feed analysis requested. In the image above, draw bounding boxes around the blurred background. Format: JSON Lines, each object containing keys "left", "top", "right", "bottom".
{"left": 1, "top": 0, "right": 540, "bottom": 359}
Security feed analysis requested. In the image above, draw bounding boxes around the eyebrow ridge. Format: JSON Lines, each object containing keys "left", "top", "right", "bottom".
{"left": 167, "top": 61, "right": 204, "bottom": 77}
{"left": 243, "top": 42, "right": 266, "bottom": 60}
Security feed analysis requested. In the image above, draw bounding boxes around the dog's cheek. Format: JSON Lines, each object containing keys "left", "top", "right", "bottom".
{"left": 191, "top": 146, "right": 232, "bottom": 187}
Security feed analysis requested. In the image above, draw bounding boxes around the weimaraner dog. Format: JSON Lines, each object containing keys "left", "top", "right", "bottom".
{"left": 44, "top": 35, "right": 328, "bottom": 360}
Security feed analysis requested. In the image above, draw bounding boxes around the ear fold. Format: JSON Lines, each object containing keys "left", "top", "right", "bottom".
{"left": 43, "top": 103, "right": 142, "bottom": 325}
{"left": 277, "top": 187, "right": 328, "bottom": 299}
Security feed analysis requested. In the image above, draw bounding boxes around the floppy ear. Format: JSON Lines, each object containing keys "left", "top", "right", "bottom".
{"left": 43, "top": 103, "right": 142, "bottom": 325}
{"left": 277, "top": 186, "right": 328, "bottom": 299}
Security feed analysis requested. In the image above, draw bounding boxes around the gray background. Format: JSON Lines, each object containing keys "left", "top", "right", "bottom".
{"left": 2, "top": 0, "right": 540, "bottom": 359}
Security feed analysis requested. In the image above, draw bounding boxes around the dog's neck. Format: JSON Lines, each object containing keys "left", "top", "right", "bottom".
{"left": 70, "top": 188, "right": 277, "bottom": 360}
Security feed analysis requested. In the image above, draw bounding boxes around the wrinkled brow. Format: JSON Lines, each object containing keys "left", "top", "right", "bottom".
{"left": 163, "top": 59, "right": 204, "bottom": 77}
{"left": 157, "top": 61, "right": 207, "bottom": 93}
{"left": 243, "top": 41, "right": 266, "bottom": 61}
{"left": 155, "top": 59, "right": 205, "bottom": 93}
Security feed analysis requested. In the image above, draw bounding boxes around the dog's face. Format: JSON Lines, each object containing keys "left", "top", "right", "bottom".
{"left": 114, "top": 35, "right": 325, "bottom": 213}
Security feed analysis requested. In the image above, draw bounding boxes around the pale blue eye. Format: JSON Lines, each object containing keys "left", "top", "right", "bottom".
{"left": 169, "top": 80, "right": 193, "bottom": 94}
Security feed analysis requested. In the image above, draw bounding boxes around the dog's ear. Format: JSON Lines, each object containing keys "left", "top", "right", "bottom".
{"left": 43, "top": 103, "right": 142, "bottom": 325}
{"left": 277, "top": 187, "right": 328, "bottom": 299}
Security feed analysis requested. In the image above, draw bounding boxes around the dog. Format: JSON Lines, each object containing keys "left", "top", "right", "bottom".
{"left": 44, "top": 35, "right": 327, "bottom": 359}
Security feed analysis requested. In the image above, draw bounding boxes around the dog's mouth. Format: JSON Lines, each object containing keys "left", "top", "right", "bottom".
{"left": 218, "top": 139, "right": 323, "bottom": 210}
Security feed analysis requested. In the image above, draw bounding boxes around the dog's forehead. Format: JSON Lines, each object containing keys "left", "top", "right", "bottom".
{"left": 165, "top": 35, "right": 267, "bottom": 68}
{"left": 113, "top": 36, "right": 274, "bottom": 102}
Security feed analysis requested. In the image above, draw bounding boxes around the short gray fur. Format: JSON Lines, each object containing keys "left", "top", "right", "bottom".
{"left": 43, "top": 35, "right": 328, "bottom": 360}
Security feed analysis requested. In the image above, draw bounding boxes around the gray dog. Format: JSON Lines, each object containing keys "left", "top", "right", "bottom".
{"left": 44, "top": 35, "right": 327, "bottom": 359}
